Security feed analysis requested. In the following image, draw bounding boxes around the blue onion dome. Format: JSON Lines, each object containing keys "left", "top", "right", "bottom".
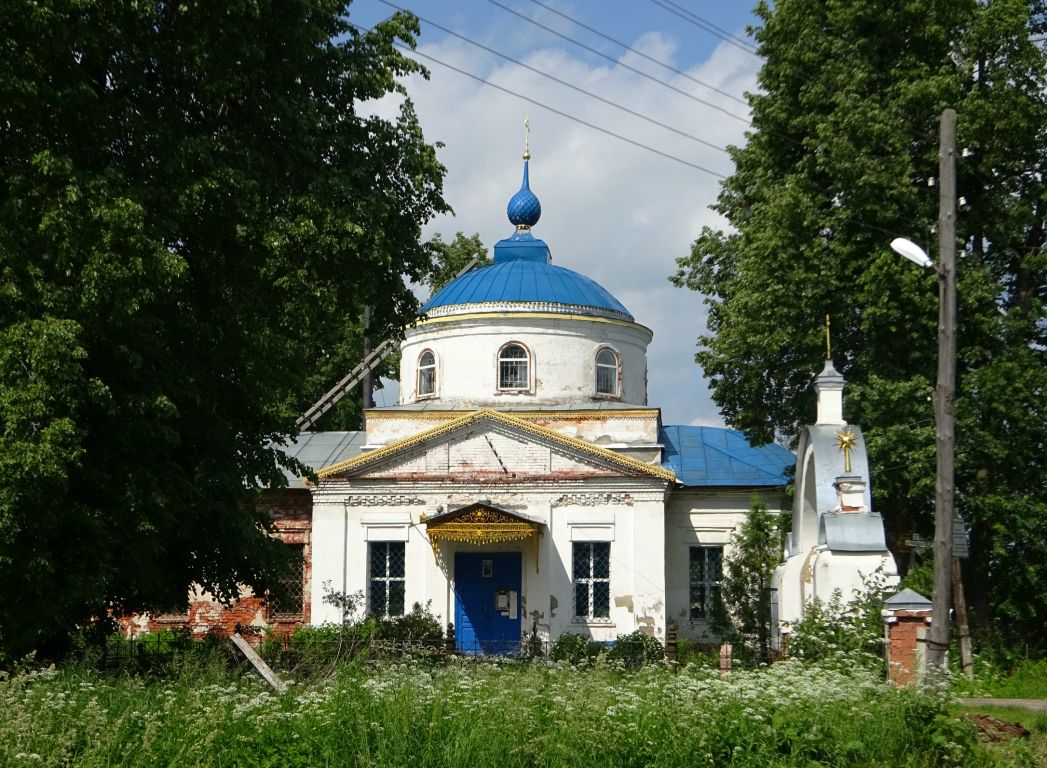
{"left": 420, "top": 145, "right": 635, "bottom": 323}
{"left": 507, "top": 159, "right": 541, "bottom": 229}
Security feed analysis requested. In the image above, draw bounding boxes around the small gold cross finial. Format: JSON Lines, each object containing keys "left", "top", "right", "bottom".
{"left": 523, "top": 116, "right": 531, "bottom": 160}
{"left": 824, "top": 314, "right": 831, "bottom": 359}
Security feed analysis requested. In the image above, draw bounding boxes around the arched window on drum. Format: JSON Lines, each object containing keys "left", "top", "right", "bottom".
{"left": 417, "top": 349, "right": 437, "bottom": 398}
{"left": 497, "top": 343, "right": 530, "bottom": 391}
{"left": 595, "top": 347, "right": 620, "bottom": 397}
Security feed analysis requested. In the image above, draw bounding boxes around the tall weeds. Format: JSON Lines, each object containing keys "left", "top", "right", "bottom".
{"left": 1, "top": 657, "right": 989, "bottom": 767}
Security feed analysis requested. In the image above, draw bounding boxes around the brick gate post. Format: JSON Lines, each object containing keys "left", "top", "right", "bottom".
{"left": 882, "top": 589, "right": 933, "bottom": 686}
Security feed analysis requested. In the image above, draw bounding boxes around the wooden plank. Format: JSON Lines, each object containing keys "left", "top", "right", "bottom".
{"left": 230, "top": 633, "right": 287, "bottom": 693}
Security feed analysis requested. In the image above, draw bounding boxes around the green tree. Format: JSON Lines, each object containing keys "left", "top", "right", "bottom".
{"left": 299, "top": 232, "right": 489, "bottom": 431}
{"left": 673, "top": 0, "right": 1047, "bottom": 652}
{"left": 0, "top": 1, "right": 448, "bottom": 660}
{"left": 713, "top": 497, "right": 782, "bottom": 663}
{"left": 424, "top": 232, "right": 490, "bottom": 294}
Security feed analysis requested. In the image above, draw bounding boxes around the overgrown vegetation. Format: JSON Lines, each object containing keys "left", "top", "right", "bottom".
{"left": 0, "top": 657, "right": 996, "bottom": 767}
{"left": 785, "top": 569, "right": 892, "bottom": 670}
{"left": 712, "top": 496, "right": 783, "bottom": 664}
{"left": 260, "top": 602, "right": 445, "bottom": 673}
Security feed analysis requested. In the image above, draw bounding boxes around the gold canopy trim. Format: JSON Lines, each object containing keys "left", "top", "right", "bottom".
{"left": 423, "top": 505, "right": 542, "bottom": 567}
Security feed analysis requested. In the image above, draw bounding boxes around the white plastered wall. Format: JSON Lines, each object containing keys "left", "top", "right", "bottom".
{"left": 665, "top": 488, "right": 788, "bottom": 642}
{"left": 399, "top": 313, "right": 652, "bottom": 408}
{"left": 308, "top": 477, "right": 668, "bottom": 643}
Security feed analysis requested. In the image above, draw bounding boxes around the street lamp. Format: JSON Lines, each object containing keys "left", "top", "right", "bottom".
{"left": 890, "top": 108, "right": 957, "bottom": 676}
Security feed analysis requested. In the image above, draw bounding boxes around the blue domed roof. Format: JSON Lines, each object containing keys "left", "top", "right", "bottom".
{"left": 421, "top": 258, "right": 633, "bottom": 320}
{"left": 421, "top": 148, "right": 633, "bottom": 321}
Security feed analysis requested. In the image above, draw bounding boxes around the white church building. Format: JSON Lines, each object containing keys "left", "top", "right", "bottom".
{"left": 298, "top": 151, "right": 798, "bottom": 653}
{"left": 126, "top": 150, "right": 896, "bottom": 653}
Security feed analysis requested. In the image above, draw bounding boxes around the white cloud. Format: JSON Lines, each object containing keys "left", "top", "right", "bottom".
{"left": 378, "top": 29, "right": 760, "bottom": 425}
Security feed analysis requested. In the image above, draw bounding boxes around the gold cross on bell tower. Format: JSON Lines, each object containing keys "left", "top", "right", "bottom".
{"left": 523, "top": 115, "right": 531, "bottom": 160}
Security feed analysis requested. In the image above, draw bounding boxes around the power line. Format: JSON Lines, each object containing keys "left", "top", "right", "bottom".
{"left": 348, "top": 11, "right": 930, "bottom": 241}
{"left": 483, "top": 0, "right": 752, "bottom": 125}
{"left": 648, "top": 0, "right": 759, "bottom": 56}
{"left": 481, "top": 0, "right": 815, "bottom": 157}
{"left": 344, "top": 23, "right": 730, "bottom": 178}
{"left": 521, "top": 0, "right": 750, "bottom": 108}
{"left": 377, "top": 0, "right": 730, "bottom": 154}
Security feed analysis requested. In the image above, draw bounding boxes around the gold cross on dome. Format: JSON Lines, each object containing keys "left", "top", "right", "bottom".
{"left": 523, "top": 115, "right": 531, "bottom": 160}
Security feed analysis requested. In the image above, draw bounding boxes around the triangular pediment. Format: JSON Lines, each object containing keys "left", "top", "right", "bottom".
{"left": 316, "top": 408, "right": 674, "bottom": 482}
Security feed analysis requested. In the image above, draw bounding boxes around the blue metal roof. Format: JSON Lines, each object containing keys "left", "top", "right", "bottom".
{"left": 659, "top": 425, "right": 794, "bottom": 487}
{"left": 421, "top": 258, "right": 633, "bottom": 319}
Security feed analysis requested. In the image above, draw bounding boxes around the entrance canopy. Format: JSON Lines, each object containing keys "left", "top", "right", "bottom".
{"left": 422, "top": 503, "right": 543, "bottom": 567}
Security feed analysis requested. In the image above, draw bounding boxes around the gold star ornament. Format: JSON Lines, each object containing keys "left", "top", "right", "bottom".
{"left": 835, "top": 428, "right": 857, "bottom": 473}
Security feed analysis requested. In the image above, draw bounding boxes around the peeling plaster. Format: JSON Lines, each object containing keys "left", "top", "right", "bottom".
{"left": 614, "top": 594, "right": 634, "bottom": 612}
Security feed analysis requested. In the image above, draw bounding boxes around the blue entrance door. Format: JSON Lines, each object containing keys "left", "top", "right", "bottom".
{"left": 454, "top": 552, "right": 522, "bottom": 655}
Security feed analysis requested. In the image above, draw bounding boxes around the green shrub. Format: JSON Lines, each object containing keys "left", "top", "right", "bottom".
{"left": 608, "top": 630, "right": 664, "bottom": 667}
{"left": 549, "top": 632, "right": 605, "bottom": 665}
{"left": 785, "top": 569, "right": 890, "bottom": 671}
{"left": 372, "top": 602, "right": 443, "bottom": 650}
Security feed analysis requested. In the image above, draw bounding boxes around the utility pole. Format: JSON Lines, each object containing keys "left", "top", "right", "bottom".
{"left": 927, "top": 107, "right": 957, "bottom": 673}
{"left": 361, "top": 305, "right": 376, "bottom": 422}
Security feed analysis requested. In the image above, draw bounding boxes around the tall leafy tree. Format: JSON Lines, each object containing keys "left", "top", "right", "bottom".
{"left": 0, "top": 1, "right": 448, "bottom": 659}
{"left": 713, "top": 497, "right": 782, "bottom": 663}
{"left": 673, "top": 0, "right": 1047, "bottom": 651}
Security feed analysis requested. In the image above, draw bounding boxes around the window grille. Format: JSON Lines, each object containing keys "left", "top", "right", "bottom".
{"left": 369, "top": 542, "right": 406, "bottom": 617}
{"left": 417, "top": 350, "right": 436, "bottom": 396}
{"left": 269, "top": 543, "right": 305, "bottom": 618}
{"left": 573, "top": 542, "right": 610, "bottom": 619}
{"left": 595, "top": 348, "right": 619, "bottom": 396}
{"left": 689, "top": 546, "right": 723, "bottom": 621}
{"left": 498, "top": 343, "right": 530, "bottom": 390}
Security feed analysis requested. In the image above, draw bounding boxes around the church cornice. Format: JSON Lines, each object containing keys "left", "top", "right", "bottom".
{"left": 316, "top": 407, "right": 675, "bottom": 482}
{"left": 411, "top": 307, "right": 651, "bottom": 335}
{"left": 365, "top": 408, "right": 659, "bottom": 422}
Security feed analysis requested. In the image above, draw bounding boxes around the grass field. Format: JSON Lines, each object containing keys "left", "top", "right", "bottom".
{"left": 0, "top": 655, "right": 1015, "bottom": 767}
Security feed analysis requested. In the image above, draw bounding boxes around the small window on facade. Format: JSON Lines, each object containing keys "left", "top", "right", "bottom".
{"left": 595, "top": 348, "right": 619, "bottom": 396}
{"left": 269, "top": 543, "right": 305, "bottom": 618}
{"left": 498, "top": 343, "right": 530, "bottom": 391}
{"left": 689, "top": 545, "right": 723, "bottom": 621}
{"left": 369, "top": 541, "right": 406, "bottom": 617}
{"left": 417, "top": 349, "right": 436, "bottom": 397}
{"left": 573, "top": 542, "right": 610, "bottom": 620}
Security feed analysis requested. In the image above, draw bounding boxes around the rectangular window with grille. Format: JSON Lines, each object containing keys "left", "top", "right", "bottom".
{"left": 369, "top": 541, "right": 406, "bottom": 617}
{"left": 573, "top": 541, "right": 610, "bottom": 620}
{"left": 269, "top": 543, "right": 305, "bottom": 618}
{"left": 689, "top": 545, "right": 723, "bottom": 621}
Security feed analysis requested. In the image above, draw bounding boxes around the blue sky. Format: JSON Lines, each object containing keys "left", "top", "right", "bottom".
{"left": 349, "top": 0, "right": 764, "bottom": 426}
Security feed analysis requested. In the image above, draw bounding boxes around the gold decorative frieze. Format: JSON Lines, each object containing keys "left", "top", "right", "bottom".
{"left": 365, "top": 409, "right": 658, "bottom": 422}
{"left": 423, "top": 504, "right": 543, "bottom": 570}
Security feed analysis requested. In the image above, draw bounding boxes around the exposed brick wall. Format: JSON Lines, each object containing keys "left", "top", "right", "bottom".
{"left": 117, "top": 489, "right": 312, "bottom": 642}
{"left": 884, "top": 608, "right": 932, "bottom": 686}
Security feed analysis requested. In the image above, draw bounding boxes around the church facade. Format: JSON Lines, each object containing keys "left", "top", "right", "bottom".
{"left": 300, "top": 152, "right": 793, "bottom": 651}
{"left": 125, "top": 150, "right": 901, "bottom": 653}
